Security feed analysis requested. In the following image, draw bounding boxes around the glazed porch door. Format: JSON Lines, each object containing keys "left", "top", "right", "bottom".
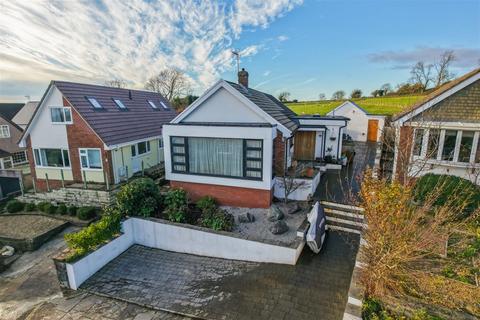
{"left": 294, "top": 131, "right": 316, "bottom": 160}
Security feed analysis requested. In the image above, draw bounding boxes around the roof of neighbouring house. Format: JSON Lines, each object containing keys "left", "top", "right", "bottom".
{"left": 12, "top": 101, "right": 39, "bottom": 128}
{"left": 24, "top": 81, "right": 177, "bottom": 147}
{"left": 0, "top": 148, "right": 11, "bottom": 158}
{"left": 0, "top": 103, "right": 24, "bottom": 121}
{"left": 392, "top": 67, "right": 480, "bottom": 122}
{"left": 225, "top": 81, "right": 299, "bottom": 132}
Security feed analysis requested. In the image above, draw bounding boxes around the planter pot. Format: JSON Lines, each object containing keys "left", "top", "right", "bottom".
{"left": 305, "top": 167, "right": 315, "bottom": 178}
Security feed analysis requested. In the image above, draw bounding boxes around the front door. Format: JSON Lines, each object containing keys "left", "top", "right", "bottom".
{"left": 367, "top": 119, "right": 379, "bottom": 142}
{"left": 294, "top": 131, "right": 316, "bottom": 160}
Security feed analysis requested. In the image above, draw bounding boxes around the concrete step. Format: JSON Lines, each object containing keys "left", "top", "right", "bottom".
{"left": 324, "top": 208, "right": 364, "bottom": 223}
{"left": 326, "top": 219, "right": 364, "bottom": 234}
{"left": 320, "top": 201, "right": 364, "bottom": 214}
{"left": 326, "top": 217, "right": 366, "bottom": 229}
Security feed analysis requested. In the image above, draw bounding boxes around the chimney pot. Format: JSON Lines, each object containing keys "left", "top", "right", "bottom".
{"left": 238, "top": 68, "right": 249, "bottom": 88}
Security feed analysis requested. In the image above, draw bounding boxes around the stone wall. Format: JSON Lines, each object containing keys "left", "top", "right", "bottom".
{"left": 16, "top": 187, "right": 117, "bottom": 207}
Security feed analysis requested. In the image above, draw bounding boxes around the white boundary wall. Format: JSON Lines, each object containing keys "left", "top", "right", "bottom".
{"left": 64, "top": 218, "right": 305, "bottom": 290}
{"left": 273, "top": 171, "right": 321, "bottom": 201}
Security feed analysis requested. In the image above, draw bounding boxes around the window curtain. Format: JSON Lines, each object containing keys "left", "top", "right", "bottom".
{"left": 188, "top": 137, "right": 243, "bottom": 177}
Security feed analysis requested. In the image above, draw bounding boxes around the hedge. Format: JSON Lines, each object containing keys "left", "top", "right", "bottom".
{"left": 115, "top": 177, "right": 162, "bottom": 217}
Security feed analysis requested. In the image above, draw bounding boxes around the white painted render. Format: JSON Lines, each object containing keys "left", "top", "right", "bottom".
{"left": 181, "top": 87, "right": 266, "bottom": 123}
{"left": 327, "top": 101, "right": 385, "bottom": 142}
{"left": 274, "top": 171, "right": 321, "bottom": 201}
{"left": 163, "top": 124, "right": 275, "bottom": 190}
{"left": 296, "top": 118, "right": 347, "bottom": 159}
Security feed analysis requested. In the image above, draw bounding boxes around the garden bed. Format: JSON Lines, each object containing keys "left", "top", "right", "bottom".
{"left": 0, "top": 214, "right": 68, "bottom": 251}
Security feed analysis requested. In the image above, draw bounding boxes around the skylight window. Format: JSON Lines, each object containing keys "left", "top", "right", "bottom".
{"left": 160, "top": 101, "right": 169, "bottom": 109}
{"left": 87, "top": 97, "right": 103, "bottom": 109}
{"left": 113, "top": 99, "right": 127, "bottom": 109}
{"left": 147, "top": 100, "right": 158, "bottom": 109}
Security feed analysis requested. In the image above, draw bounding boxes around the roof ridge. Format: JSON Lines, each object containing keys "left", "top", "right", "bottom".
{"left": 52, "top": 80, "right": 162, "bottom": 95}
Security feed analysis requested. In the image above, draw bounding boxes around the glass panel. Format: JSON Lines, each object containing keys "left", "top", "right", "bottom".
{"left": 427, "top": 129, "right": 440, "bottom": 159}
{"left": 131, "top": 145, "right": 136, "bottom": 157}
{"left": 41, "top": 149, "right": 63, "bottom": 167}
{"left": 188, "top": 137, "right": 243, "bottom": 177}
{"left": 148, "top": 100, "right": 157, "bottom": 109}
{"left": 64, "top": 108, "right": 72, "bottom": 122}
{"left": 459, "top": 131, "right": 474, "bottom": 163}
{"left": 138, "top": 142, "right": 147, "bottom": 154}
{"left": 173, "top": 155, "right": 186, "bottom": 163}
{"left": 50, "top": 108, "right": 64, "bottom": 122}
{"left": 412, "top": 129, "right": 424, "bottom": 156}
{"left": 88, "top": 98, "right": 103, "bottom": 109}
{"left": 158, "top": 138, "right": 164, "bottom": 148}
{"left": 246, "top": 140, "right": 262, "bottom": 148}
{"left": 442, "top": 130, "right": 457, "bottom": 161}
{"left": 173, "top": 164, "right": 186, "bottom": 171}
{"left": 114, "top": 99, "right": 126, "bottom": 109}
{"left": 476, "top": 138, "right": 480, "bottom": 163}
{"left": 63, "top": 150, "right": 70, "bottom": 167}
{"left": 172, "top": 137, "right": 184, "bottom": 144}
{"left": 246, "top": 150, "right": 262, "bottom": 158}
{"left": 246, "top": 160, "right": 262, "bottom": 169}
{"left": 80, "top": 155, "right": 88, "bottom": 168}
{"left": 3, "top": 158, "right": 12, "bottom": 169}
{"left": 246, "top": 170, "right": 261, "bottom": 178}
{"left": 12, "top": 151, "right": 27, "bottom": 164}
{"left": 34, "top": 149, "right": 41, "bottom": 166}
{"left": 87, "top": 150, "right": 101, "bottom": 168}
{"left": 173, "top": 146, "right": 185, "bottom": 154}
{"left": 146, "top": 141, "right": 150, "bottom": 152}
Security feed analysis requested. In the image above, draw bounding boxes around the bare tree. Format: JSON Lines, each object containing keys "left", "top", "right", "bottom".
{"left": 434, "top": 50, "right": 456, "bottom": 87}
{"left": 410, "top": 61, "right": 433, "bottom": 92}
{"left": 275, "top": 160, "right": 308, "bottom": 204}
{"left": 145, "top": 68, "right": 191, "bottom": 101}
{"left": 278, "top": 91, "right": 291, "bottom": 102}
{"left": 332, "top": 90, "right": 346, "bottom": 100}
{"left": 105, "top": 79, "right": 126, "bottom": 88}
{"left": 380, "top": 83, "right": 392, "bottom": 95}
{"left": 318, "top": 93, "right": 326, "bottom": 100}
{"left": 350, "top": 89, "right": 362, "bottom": 99}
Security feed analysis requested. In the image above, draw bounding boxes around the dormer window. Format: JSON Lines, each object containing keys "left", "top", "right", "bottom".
{"left": 147, "top": 100, "right": 158, "bottom": 109}
{"left": 87, "top": 97, "right": 103, "bottom": 109}
{"left": 50, "top": 107, "right": 72, "bottom": 124}
{"left": 160, "top": 101, "right": 169, "bottom": 109}
{"left": 113, "top": 99, "right": 127, "bottom": 109}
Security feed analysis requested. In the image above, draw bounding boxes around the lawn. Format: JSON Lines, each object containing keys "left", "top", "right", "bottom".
{"left": 286, "top": 94, "right": 426, "bottom": 116}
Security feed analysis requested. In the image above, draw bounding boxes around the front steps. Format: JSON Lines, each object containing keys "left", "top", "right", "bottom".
{"left": 320, "top": 201, "right": 365, "bottom": 234}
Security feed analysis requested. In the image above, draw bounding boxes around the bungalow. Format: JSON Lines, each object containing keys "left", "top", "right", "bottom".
{"left": 391, "top": 68, "right": 480, "bottom": 184}
{"left": 327, "top": 100, "right": 385, "bottom": 142}
{"left": 163, "top": 69, "right": 349, "bottom": 208}
{"left": 19, "top": 81, "right": 176, "bottom": 191}
{"left": 0, "top": 103, "right": 31, "bottom": 170}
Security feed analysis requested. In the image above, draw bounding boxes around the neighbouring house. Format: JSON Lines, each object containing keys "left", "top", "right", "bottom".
{"left": 391, "top": 68, "right": 480, "bottom": 185}
{"left": 19, "top": 81, "right": 176, "bottom": 191}
{"left": 327, "top": 100, "right": 386, "bottom": 142}
{"left": 163, "top": 69, "right": 349, "bottom": 208}
{"left": 12, "top": 101, "right": 39, "bottom": 129}
{"left": 0, "top": 103, "right": 30, "bottom": 170}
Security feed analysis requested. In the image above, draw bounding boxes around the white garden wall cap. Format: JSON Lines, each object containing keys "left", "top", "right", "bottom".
{"left": 165, "top": 122, "right": 275, "bottom": 128}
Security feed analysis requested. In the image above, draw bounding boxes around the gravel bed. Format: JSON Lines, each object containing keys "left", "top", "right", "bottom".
{"left": 0, "top": 215, "right": 66, "bottom": 239}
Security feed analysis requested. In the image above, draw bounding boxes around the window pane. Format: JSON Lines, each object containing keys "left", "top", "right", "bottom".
{"left": 427, "top": 129, "right": 440, "bottom": 159}
{"left": 12, "top": 151, "right": 27, "bottom": 164}
{"left": 246, "top": 160, "right": 262, "bottom": 169}
{"left": 64, "top": 108, "right": 72, "bottom": 122}
{"left": 63, "top": 150, "right": 70, "bottom": 167}
{"left": 246, "top": 140, "right": 262, "bottom": 148}
{"left": 158, "top": 138, "right": 164, "bottom": 148}
{"left": 80, "top": 155, "right": 88, "bottom": 168}
{"left": 148, "top": 100, "right": 157, "bottom": 109}
{"left": 413, "top": 129, "right": 424, "bottom": 156}
{"left": 172, "top": 137, "right": 184, "bottom": 144}
{"left": 173, "top": 155, "right": 185, "bottom": 163}
{"left": 138, "top": 142, "right": 147, "bottom": 154}
{"left": 476, "top": 138, "right": 480, "bottom": 163}
{"left": 3, "top": 158, "right": 12, "bottom": 169}
{"left": 173, "top": 146, "right": 185, "bottom": 154}
{"left": 459, "top": 131, "right": 474, "bottom": 163}
{"left": 88, "top": 98, "right": 103, "bottom": 109}
{"left": 34, "top": 149, "right": 41, "bottom": 165}
{"left": 87, "top": 150, "right": 101, "bottom": 168}
{"left": 41, "top": 149, "right": 63, "bottom": 167}
{"left": 173, "top": 164, "right": 186, "bottom": 171}
{"left": 51, "top": 108, "right": 64, "bottom": 122}
{"left": 0, "top": 125, "right": 10, "bottom": 138}
{"left": 246, "top": 170, "right": 261, "bottom": 178}
{"left": 114, "top": 99, "right": 126, "bottom": 109}
{"left": 131, "top": 145, "right": 136, "bottom": 157}
{"left": 146, "top": 141, "right": 150, "bottom": 152}
{"left": 442, "top": 130, "right": 457, "bottom": 161}
{"left": 188, "top": 137, "right": 243, "bottom": 177}
{"left": 246, "top": 150, "right": 262, "bottom": 158}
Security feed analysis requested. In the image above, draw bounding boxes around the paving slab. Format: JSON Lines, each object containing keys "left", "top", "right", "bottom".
{"left": 81, "top": 231, "right": 359, "bottom": 320}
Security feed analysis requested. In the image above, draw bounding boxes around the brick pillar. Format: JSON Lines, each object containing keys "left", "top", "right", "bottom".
{"left": 395, "top": 126, "right": 414, "bottom": 184}
{"left": 273, "top": 131, "right": 286, "bottom": 176}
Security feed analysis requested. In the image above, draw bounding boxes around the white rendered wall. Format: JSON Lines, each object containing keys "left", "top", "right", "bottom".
{"left": 163, "top": 124, "right": 275, "bottom": 190}
{"left": 274, "top": 171, "right": 321, "bottom": 201}
{"left": 409, "top": 162, "right": 480, "bottom": 185}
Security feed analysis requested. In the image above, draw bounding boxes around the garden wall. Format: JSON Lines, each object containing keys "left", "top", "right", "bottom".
{"left": 58, "top": 217, "right": 305, "bottom": 290}
{"left": 16, "top": 187, "right": 117, "bottom": 207}
{"left": 274, "top": 171, "right": 321, "bottom": 201}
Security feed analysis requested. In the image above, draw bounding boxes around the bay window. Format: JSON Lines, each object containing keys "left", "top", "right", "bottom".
{"left": 50, "top": 107, "right": 72, "bottom": 124}
{"left": 441, "top": 130, "right": 457, "bottom": 161}
{"left": 426, "top": 129, "right": 440, "bottom": 159}
{"left": 171, "top": 136, "right": 263, "bottom": 180}
{"left": 34, "top": 148, "right": 70, "bottom": 167}
{"left": 412, "top": 128, "right": 424, "bottom": 157}
{"left": 79, "top": 149, "right": 102, "bottom": 169}
{"left": 458, "top": 131, "right": 474, "bottom": 163}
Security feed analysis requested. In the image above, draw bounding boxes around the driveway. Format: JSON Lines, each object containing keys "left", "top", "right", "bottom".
{"left": 314, "top": 141, "right": 378, "bottom": 204}
{"left": 81, "top": 231, "right": 359, "bottom": 320}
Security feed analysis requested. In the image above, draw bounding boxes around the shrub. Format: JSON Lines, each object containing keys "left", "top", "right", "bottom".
{"left": 64, "top": 207, "right": 122, "bottom": 261}
{"left": 37, "top": 201, "right": 50, "bottom": 213}
{"left": 414, "top": 174, "right": 480, "bottom": 215}
{"left": 57, "top": 204, "right": 68, "bottom": 215}
{"left": 25, "top": 203, "right": 36, "bottom": 212}
{"left": 68, "top": 206, "right": 77, "bottom": 216}
{"left": 115, "top": 177, "right": 162, "bottom": 217}
{"left": 77, "top": 206, "right": 97, "bottom": 220}
{"left": 6, "top": 200, "right": 24, "bottom": 213}
{"left": 200, "top": 208, "right": 234, "bottom": 231}
{"left": 46, "top": 204, "right": 57, "bottom": 214}
{"left": 164, "top": 188, "right": 188, "bottom": 223}
{"left": 196, "top": 196, "right": 216, "bottom": 214}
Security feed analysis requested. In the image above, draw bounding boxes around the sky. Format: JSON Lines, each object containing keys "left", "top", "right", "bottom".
{"left": 0, "top": 0, "right": 479, "bottom": 102}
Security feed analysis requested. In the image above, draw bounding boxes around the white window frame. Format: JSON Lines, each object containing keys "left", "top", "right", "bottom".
{"left": 33, "top": 148, "right": 71, "bottom": 169}
{"left": 50, "top": 107, "right": 72, "bottom": 124}
{"left": 158, "top": 137, "right": 164, "bottom": 149}
{"left": 87, "top": 97, "right": 103, "bottom": 109}
{"left": 0, "top": 125, "right": 10, "bottom": 138}
{"left": 79, "top": 148, "right": 103, "bottom": 171}
{"left": 12, "top": 151, "right": 28, "bottom": 165}
{"left": 147, "top": 100, "right": 158, "bottom": 109}
{"left": 131, "top": 140, "right": 151, "bottom": 158}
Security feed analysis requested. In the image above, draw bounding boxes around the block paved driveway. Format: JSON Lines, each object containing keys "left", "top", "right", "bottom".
{"left": 81, "top": 231, "right": 359, "bottom": 320}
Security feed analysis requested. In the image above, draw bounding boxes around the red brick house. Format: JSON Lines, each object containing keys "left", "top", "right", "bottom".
{"left": 391, "top": 68, "right": 480, "bottom": 185}
{"left": 163, "top": 69, "right": 349, "bottom": 208}
{"left": 19, "top": 81, "right": 176, "bottom": 191}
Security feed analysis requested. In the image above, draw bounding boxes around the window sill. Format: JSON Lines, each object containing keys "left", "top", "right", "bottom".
{"left": 51, "top": 122, "right": 73, "bottom": 125}
{"left": 413, "top": 157, "right": 480, "bottom": 168}
{"left": 171, "top": 171, "right": 263, "bottom": 182}
{"left": 131, "top": 151, "right": 151, "bottom": 158}
{"left": 81, "top": 168, "right": 103, "bottom": 171}
{"left": 35, "top": 166, "right": 71, "bottom": 170}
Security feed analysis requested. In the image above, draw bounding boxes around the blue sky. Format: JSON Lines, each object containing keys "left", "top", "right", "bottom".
{"left": 1, "top": 0, "right": 479, "bottom": 102}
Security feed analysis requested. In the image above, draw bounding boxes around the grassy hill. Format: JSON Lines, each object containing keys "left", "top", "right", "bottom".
{"left": 286, "top": 94, "right": 426, "bottom": 116}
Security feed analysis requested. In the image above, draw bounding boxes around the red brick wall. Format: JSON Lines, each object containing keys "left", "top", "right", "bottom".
{"left": 273, "top": 131, "right": 286, "bottom": 176}
{"left": 170, "top": 181, "right": 273, "bottom": 208}
{"left": 395, "top": 126, "right": 414, "bottom": 184}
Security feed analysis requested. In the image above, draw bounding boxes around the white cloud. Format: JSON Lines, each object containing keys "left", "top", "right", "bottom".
{"left": 277, "top": 35, "right": 289, "bottom": 42}
{"left": 263, "top": 70, "right": 271, "bottom": 76}
{"left": 0, "top": 0, "right": 302, "bottom": 99}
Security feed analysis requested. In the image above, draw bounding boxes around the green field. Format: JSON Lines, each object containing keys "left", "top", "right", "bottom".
{"left": 286, "top": 95, "right": 426, "bottom": 116}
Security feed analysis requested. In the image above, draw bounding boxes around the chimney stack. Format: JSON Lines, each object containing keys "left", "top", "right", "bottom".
{"left": 128, "top": 90, "right": 132, "bottom": 100}
{"left": 238, "top": 68, "right": 249, "bottom": 88}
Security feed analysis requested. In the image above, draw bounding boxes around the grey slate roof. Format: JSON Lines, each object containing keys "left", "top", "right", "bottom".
{"left": 53, "top": 81, "right": 177, "bottom": 146}
{"left": 225, "top": 81, "right": 299, "bottom": 132}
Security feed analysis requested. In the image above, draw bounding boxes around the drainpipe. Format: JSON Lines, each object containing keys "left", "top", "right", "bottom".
{"left": 337, "top": 122, "right": 347, "bottom": 159}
